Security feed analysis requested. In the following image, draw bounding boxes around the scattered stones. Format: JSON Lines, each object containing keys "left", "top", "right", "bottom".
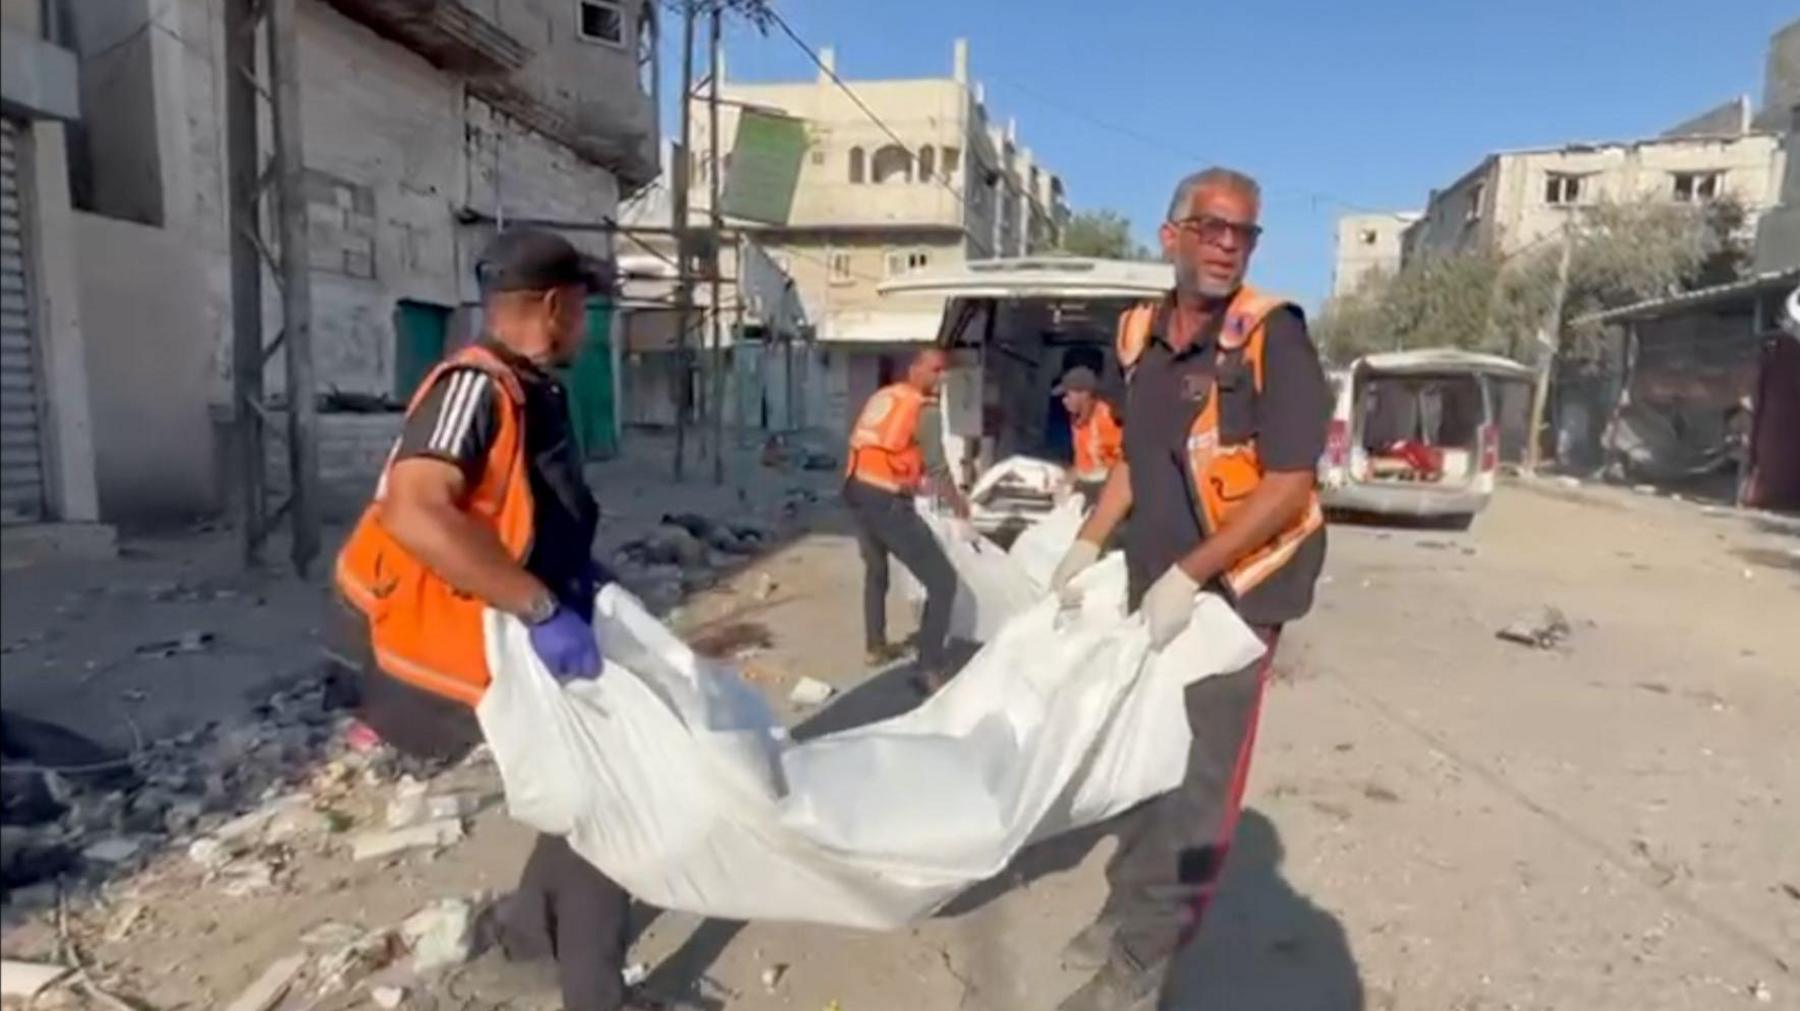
{"left": 81, "top": 835, "right": 143, "bottom": 865}
{"left": 164, "top": 798, "right": 205, "bottom": 835}
{"left": 315, "top": 928, "right": 401, "bottom": 995}
{"left": 401, "top": 898, "right": 476, "bottom": 973}
{"left": 385, "top": 776, "right": 430, "bottom": 828}
{"left": 753, "top": 572, "right": 779, "bottom": 601}
{"left": 371, "top": 984, "right": 407, "bottom": 1009}
{"left": 219, "top": 858, "right": 278, "bottom": 897}
{"left": 621, "top": 962, "right": 650, "bottom": 987}
{"left": 761, "top": 962, "right": 788, "bottom": 992}
{"left": 299, "top": 921, "right": 369, "bottom": 950}
{"left": 1496, "top": 607, "right": 1572, "bottom": 650}
{"left": 188, "top": 837, "right": 232, "bottom": 869}
{"left": 789, "top": 677, "right": 835, "bottom": 707}
{"left": 351, "top": 818, "right": 465, "bottom": 861}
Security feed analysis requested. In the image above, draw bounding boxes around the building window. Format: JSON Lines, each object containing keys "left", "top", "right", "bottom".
{"left": 1358, "top": 228, "right": 1379, "bottom": 246}
{"left": 829, "top": 251, "right": 853, "bottom": 284}
{"left": 871, "top": 144, "right": 913, "bottom": 184}
{"left": 576, "top": 1, "right": 626, "bottom": 46}
{"left": 1672, "top": 170, "right": 1724, "bottom": 203}
{"left": 848, "top": 147, "right": 865, "bottom": 184}
{"left": 1465, "top": 182, "right": 1485, "bottom": 222}
{"left": 941, "top": 147, "right": 960, "bottom": 178}
{"left": 918, "top": 146, "right": 936, "bottom": 182}
{"left": 1544, "top": 172, "right": 1585, "bottom": 206}
{"left": 810, "top": 147, "right": 826, "bottom": 166}
{"left": 885, "top": 248, "right": 931, "bottom": 277}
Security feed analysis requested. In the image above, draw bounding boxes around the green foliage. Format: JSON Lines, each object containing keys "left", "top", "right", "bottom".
{"left": 1059, "top": 209, "right": 1150, "bottom": 260}
{"left": 1317, "top": 196, "right": 1750, "bottom": 366}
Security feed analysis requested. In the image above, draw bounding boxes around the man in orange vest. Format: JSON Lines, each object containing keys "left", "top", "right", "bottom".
{"left": 843, "top": 348, "right": 968, "bottom": 692}
{"left": 328, "top": 229, "right": 649, "bottom": 1011}
{"left": 1047, "top": 168, "right": 1331, "bottom": 1010}
{"left": 1055, "top": 365, "right": 1124, "bottom": 507}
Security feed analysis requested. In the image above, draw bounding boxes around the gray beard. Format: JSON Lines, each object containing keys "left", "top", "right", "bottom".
{"left": 1175, "top": 261, "right": 1235, "bottom": 301}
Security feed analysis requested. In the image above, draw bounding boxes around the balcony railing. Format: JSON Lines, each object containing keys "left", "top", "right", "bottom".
{"left": 322, "top": 0, "right": 527, "bottom": 75}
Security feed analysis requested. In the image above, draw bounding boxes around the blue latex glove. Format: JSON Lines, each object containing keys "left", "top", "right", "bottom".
{"left": 529, "top": 606, "right": 602, "bottom": 681}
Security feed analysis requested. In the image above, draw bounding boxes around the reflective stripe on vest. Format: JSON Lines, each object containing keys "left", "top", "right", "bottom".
{"left": 1073, "top": 400, "right": 1123, "bottom": 483}
{"left": 846, "top": 383, "right": 927, "bottom": 493}
{"left": 1117, "top": 285, "right": 1324, "bottom": 598}
{"left": 332, "top": 344, "right": 535, "bottom": 707}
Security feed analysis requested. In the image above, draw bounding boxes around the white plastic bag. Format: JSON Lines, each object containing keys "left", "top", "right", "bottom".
{"left": 476, "top": 560, "right": 1265, "bottom": 930}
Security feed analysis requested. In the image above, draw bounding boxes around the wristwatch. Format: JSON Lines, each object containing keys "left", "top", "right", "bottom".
{"left": 520, "top": 592, "right": 558, "bottom": 625}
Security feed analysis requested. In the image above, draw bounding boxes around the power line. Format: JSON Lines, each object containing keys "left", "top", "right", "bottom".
{"left": 766, "top": 10, "right": 996, "bottom": 259}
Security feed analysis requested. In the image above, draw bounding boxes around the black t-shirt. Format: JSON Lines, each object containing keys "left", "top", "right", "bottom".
{"left": 1122, "top": 303, "right": 1330, "bottom": 627}
{"left": 393, "top": 342, "right": 599, "bottom": 616}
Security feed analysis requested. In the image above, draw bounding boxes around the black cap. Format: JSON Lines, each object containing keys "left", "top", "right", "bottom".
{"left": 1053, "top": 366, "right": 1099, "bottom": 395}
{"left": 475, "top": 227, "right": 614, "bottom": 296}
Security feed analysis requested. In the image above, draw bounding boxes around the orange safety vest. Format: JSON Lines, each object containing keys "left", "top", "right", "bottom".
{"left": 1072, "top": 400, "right": 1124, "bottom": 483}
{"left": 845, "top": 382, "right": 928, "bottom": 493}
{"left": 1116, "top": 284, "right": 1325, "bottom": 599}
{"left": 333, "top": 345, "right": 534, "bottom": 707}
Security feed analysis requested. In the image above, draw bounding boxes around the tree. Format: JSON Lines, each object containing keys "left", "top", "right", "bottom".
{"left": 1315, "top": 196, "right": 1749, "bottom": 366}
{"left": 1060, "top": 209, "right": 1149, "bottom": 260}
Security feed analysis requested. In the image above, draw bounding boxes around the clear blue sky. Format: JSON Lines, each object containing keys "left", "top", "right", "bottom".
{"left": 669, "top": 1, "right": 1790, "bottom": 310}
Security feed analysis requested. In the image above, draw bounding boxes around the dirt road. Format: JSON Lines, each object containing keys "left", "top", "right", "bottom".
{"left": 2, "top": 475, "right": 1794, "bottom": 1010}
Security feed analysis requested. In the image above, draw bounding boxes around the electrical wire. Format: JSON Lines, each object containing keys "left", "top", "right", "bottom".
{"left": 766, "top": 9, "right": 998, "bottom": 259}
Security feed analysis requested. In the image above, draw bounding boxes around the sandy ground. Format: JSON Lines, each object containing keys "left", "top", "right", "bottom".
{"left": 2, "top": 460, "right": 1796, "bottom": 1011}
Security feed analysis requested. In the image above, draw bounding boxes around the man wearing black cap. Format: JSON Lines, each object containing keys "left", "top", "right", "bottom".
{"left": 329, "top": 229, "right": 649, "bottom": 1010}
{"left": 1054, "top": 365, "right": 1123, "bottom": 509}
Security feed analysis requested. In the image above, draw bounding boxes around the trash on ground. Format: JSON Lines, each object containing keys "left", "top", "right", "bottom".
{"left": 1496, "top": 607, "right": 1572, "bottom": 650}
{"left": 788, "top": 676, "right": 835, "bottom": 707}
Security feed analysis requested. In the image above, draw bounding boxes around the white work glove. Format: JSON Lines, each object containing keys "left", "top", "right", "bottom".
{"left": 1143, "top": 566, "right": 1201, "bottom": 651}
{"left": 1048, "top": 540, "right": 1103, "bottom": 598}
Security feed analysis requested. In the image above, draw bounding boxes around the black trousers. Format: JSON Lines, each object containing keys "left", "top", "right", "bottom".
{"left": 1098, "top": 628, "right": 1279, "bottom": 972}
{"left": 842, "top": 478, "right": 957, "bottom": 670}
{"left": 324, "top": 597, "right": 631, "bottom": 1011}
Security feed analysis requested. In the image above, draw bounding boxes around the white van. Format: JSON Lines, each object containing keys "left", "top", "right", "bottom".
{"left": 877, "top": 257, "right": 1171, "bottom": 536}
{"left": 1317, "top": 349, "right": 1534, "bottom": 527}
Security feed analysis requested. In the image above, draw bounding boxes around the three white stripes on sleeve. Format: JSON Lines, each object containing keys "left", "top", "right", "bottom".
{"left": 428, "top": 371, "right": 491, "bottom": 456}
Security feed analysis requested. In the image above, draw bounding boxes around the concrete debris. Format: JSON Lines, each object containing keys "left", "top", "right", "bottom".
{"left": 761, "top": 962, "right": 788, "bottom": 992}
{"left": 134, "top": 629, "right": 215, "bottom": 658}
{"left": 219, "top": 858, "right": 278, "bottom": 897}
{"left": 351, "top": 818, "right": 465, "bottom": 861}
{"left": 789, "top": 677, "right": 835, "bottom": 707}
{"left": 224, "top": 955, "right": 307, "bottom": 1011}
{"left": 188, "top": 836, "right": 232, "bottom": 869}
{"left": 81, "top": 835, "right": 143, "bottom": 865}
{"left": 315, "top": 928, "right": 401, "bottom": 995}
{"left": 754, "top": 572, "right": 779, "bottom": 601}
{"left": 621, "top": 962, "right": 650, "bottom": 987}
{"left": 384, "top": 776, "right": 430, "bottom": 828}
{"left": 400, "top": 898, "right": 476, "bottom": 973}
{"left": 300, "top": 920, "right": 370, "bottom": 950}
{"left": 0, "top": 959, "right": 73, "bottom": 998}
{"left": 1750, "top": 980, "right": 1773, "bottom": 1003}
{"left": 1496, "top": 607, "right": 1572, "bottom": 650}
{"left": 371, "top": 984, "right": 407, "bottom": 1009}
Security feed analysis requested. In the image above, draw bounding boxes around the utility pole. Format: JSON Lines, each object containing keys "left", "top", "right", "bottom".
{"left": 225, "top": 0, "right": 319, "bottom": 574}
{"left": 1524, "top": 227, "right": 1574, "bottom": 473}
{"left": 708, "top": 6, "right": 726, "bottom": 485}
{"left": 670, "top": 5, "right": 697, "bottom": 481}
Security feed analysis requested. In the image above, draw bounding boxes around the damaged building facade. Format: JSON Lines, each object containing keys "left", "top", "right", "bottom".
{"left": 40, "top": 0, "right": 658, "bottom": 524}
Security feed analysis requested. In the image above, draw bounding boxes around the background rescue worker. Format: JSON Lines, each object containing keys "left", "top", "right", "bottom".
{"left": 843, "top": 348, "right": 968, "bottom": 693}
{"left": 1046, "top": 168, "right": 1331, "bottom": 1010}
{"left": 328, "top": 229, "right": 647, "bottom": 1011}
{"left": 1055, "top": 365, "right": 1124, "bottom": 507}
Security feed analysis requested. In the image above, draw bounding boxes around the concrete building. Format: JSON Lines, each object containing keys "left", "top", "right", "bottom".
{"left": 1753, "top": 19, "right": 1800, "bottom": 272}
{"left": 1330, "top": 211, "right": 1420, "bottom": 297}
{"left": 46, "top": 0, "right": 659, "bottom": 524}
{"left": 684, "top": 39, "right": 1069, "bottom": 437}
{"left": 1401, "top": 126, "right": 1786, "bottom": 263}
{"left": 0, "top": 0, "right": 109, "bottom": 557}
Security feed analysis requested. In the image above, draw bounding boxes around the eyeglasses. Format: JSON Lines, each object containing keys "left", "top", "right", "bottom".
{"left": 1170, "top": 214, "right": 1263, "bottom": 245}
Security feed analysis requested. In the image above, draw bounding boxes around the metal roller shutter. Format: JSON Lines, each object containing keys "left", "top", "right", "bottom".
{"left": 1, "top": 116, "right": 47, "bottom": 525}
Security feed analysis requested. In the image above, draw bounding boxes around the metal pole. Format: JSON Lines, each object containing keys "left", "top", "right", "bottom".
{"left": 670, "top": 5, "right": 696, "bottom": 481}
{"left": 267, "top": 0, "right": 319, "bottom": 574}
{"left": 708, "top": 7, "right": 725, "bottom": 485}
{"left": 1525, "top": 227, "right": 1574, "bottom": 473}
{"left": 224, "top": 0, "right": 264, "bottom": 568}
